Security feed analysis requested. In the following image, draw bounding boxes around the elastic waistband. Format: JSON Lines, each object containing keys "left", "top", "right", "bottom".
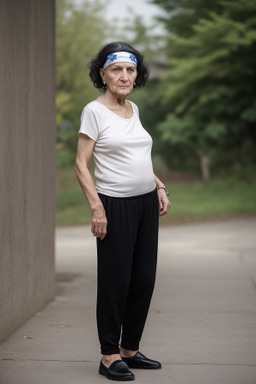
{"left": 98, "top": 188, "right": 157, "bottom": 200}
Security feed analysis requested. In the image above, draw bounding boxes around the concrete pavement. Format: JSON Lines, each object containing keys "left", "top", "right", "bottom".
{"left": 1, "top": 218, "right": 256, "bottom": 383}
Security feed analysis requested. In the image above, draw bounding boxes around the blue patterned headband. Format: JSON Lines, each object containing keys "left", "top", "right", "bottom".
{"left": 103, "top": 51, "right": 138, "bottom": 69}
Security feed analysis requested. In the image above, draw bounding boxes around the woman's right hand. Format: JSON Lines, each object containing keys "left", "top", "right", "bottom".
{"left": 91, "top": 205, "right": 108, "bottom": 240}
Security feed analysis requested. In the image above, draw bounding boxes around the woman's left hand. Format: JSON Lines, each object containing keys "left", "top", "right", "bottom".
{"left": 157, "top": 189, "right": 171, "bottom": 216}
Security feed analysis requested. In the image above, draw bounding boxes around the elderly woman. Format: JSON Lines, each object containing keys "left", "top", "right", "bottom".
{"left": 75, "top": 41, "right": 170, "bottom": 381}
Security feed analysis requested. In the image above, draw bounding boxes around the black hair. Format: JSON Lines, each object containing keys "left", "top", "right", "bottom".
{"left": 88, "top": 41, "right": 149, "bottom": 91}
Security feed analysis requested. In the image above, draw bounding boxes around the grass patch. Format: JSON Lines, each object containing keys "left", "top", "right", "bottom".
{"left": 161, "top": 179, "right": 256, "bottom": 225}
{"left": 56, "top": 166, "right": 256, "bottom": 226}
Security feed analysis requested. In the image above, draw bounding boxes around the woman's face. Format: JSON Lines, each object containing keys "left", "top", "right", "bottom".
{"left": 100, "top": 62, "right": 137, "bottom": 98}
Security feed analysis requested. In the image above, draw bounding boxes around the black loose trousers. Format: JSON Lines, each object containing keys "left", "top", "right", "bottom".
{"left": 96, "top": 189, "right": 159, "bottom": 355}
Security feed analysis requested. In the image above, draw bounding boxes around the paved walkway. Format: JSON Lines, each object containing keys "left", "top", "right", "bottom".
{"left": 1, "top": 219, "right": 256, "bottom": 384}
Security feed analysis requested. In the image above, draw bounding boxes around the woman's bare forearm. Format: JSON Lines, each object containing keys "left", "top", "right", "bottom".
{"left": 75, "top": 159, "right": 107, "bottom": 240}
{"left": 75, "top": 159, "right": 103, "bottom": 212}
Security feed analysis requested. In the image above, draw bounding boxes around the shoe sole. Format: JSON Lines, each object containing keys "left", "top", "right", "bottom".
{"left": 99, "top": 368, "right": 135, "bottom": 381}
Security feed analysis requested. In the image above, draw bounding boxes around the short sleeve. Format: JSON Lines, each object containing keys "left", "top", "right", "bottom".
{"left": 78, "top": 106, "right": 99, "bottom": 141}
{"left": 130, "top": 101, "right": 139, "bottom": 117}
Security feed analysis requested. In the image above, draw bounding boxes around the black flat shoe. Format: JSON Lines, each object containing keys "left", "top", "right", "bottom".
{"left": 99, "top": 360, "right": 135, "bottom": 381}
{"left": 122, "top": 351, "right": 162, "bottom": 370}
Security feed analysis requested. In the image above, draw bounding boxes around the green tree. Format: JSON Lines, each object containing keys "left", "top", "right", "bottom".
{"left": 153, "top": 0, "right": 256, "bottom": 180}
{"left": 151, "top": 0, "right": 225, "bottom": 37}
{"left": 56, "top": 0, "right": 108, "bottom": 160}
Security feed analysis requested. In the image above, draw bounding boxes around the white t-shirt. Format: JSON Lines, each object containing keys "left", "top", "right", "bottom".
{"left": 79, "top": 100, "right": 156, "bottom": 197}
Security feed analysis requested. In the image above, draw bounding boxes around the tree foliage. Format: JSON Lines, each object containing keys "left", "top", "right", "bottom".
{"left": 151, "top": 0, "right": 256, "bottom": 179}
{"left": 150, "top": 0, "right": 225, "bottom": 37}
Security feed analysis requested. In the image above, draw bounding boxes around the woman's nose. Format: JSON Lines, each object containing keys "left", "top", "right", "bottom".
{"left": 120, "top": 69, "right": 128, "bottom": 80}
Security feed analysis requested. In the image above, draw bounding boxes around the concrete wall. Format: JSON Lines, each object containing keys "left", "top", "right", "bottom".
{"left": 0, "top": 0, "right": 56, "bottom": 342}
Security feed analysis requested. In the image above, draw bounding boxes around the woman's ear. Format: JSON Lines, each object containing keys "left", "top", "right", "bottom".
{"left": 100, "top": 68, "right": 105, "bottom": 83}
